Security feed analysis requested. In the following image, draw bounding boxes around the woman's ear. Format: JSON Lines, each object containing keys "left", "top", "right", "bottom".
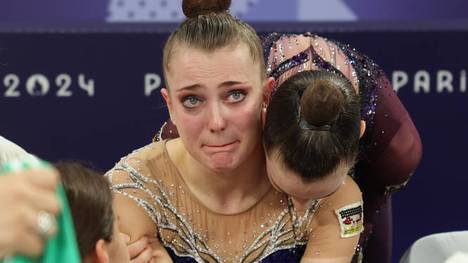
{"left": 261, "top": 105, "right": 267, "bottom": 128}
{"left": 94, "top": 239, "right": 110, "bottom": 263}
{"left": 263, "top": 77, "right": 276, "bottom": 107}
{"left": 161, "top": 88, "right": 177, "bottom": 126}
{"left": 359, "top": 120, "right": 366, "bottom": 138}
{"left": 261, "top": 77, "right": 275, "bottom": 128}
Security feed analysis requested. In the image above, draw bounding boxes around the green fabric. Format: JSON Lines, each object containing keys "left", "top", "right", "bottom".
{"left": 0, "top": 158, "right": 81, "bottom": 263}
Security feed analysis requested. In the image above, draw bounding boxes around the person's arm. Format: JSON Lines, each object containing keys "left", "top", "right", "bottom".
{"left": 329, "top": 40, "right": 423, "bottom": 189}
{"left": 108, "top": 167, "right": 173, "bottom": 263}
{"left": 301, "top": 176, "right": 363, "bottom": 263}
{"left": 358, "top": 69, "right": 422, "bottom": 189}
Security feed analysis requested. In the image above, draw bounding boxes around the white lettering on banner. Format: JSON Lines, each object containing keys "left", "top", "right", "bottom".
{"left": 3, "top": 74, "right": 20, "bottom": 97}
{"left": 26, "top": 74, "right": 50, "bottom": 96}
{"left": 78, "top": 74, "right": 95, "bottom": 96}
{"left": 392, "top": 71, "right": 408, "bottom": 93}
{"left": 414, "top": 70, "right": 430, "bottom": 93}
{"left": 461, "top": 70, "right": 466, "bottom": 93}
{"left": 56, "top": 74, "right": 73, "bottom": 97}
{"left": 392, "top": 70, "right": 467, "bottom": 94}
{"left": 145, "top": 73, "right": 162, "bottom": 97}
{"left": 2, "top": 74, "right": 95, "bottom": 98}
{"left": 437, "top": 70, "right": 454, "bottom": 93}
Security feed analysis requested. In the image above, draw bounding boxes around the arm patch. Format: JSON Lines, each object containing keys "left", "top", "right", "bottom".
{"left": 334, "top": 201, "right": 364, "bottom": 238}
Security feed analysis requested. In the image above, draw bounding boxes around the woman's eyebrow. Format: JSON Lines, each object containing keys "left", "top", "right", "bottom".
{"left": 219, "top": 81, "right": 249, "bottom": 88}
{"left": 176, "top": 84, "right": 202, "bottom": 92}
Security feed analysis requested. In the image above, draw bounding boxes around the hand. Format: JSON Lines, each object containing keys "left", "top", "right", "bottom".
{"left": 126, "top": 235, "right": 156, "bottom": 263}
{"left": 0, "top": 166, "right": 61, "bottom": 258}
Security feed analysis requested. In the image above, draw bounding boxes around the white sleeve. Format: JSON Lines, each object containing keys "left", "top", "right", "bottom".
{"left": 0, "top": 136, "right": 31, "bottom": 164}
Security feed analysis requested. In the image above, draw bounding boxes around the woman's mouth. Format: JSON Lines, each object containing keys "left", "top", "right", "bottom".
{"left": 202, "top": 141, "right": 240, "bottom": 153}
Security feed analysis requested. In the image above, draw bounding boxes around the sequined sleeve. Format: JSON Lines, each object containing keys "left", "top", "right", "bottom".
{"left": 360, "top": 69, "right": 422, "bottom": 191}
{"left": 105, "top": 156, "right": 162, "bottom": 240}
{"left": 104, "top": 143, "right": 182, "bottom": 242}
{"left": 332, "top": 41, "right": 423, "bottom": 191}
{"left": 302, "top": 176, "right": 363, "bottom": 262}
{"left": 106, "top": 153, "right": 176, "bottom": 262}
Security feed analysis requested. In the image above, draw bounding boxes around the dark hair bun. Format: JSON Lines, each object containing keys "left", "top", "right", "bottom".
{"left": 182, "top": 0, "right": 231, "bottom": 18}
{"left": 300, "top": 80, "right": 344, "bottom": 126}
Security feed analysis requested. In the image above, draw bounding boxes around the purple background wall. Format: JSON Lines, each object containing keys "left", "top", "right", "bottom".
{"left": 1, "top": 0, "right": 468, "bottom": 23}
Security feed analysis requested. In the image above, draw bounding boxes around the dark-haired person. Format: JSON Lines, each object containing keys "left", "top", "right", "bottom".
{"left": 262, "top": 32, "right": 422, "bottom": 205}
{"left": 262, "top": 33, "right": 422, "bottom": 263}
{"left": 263, "top": 70, "right": 365, "bottom": 262}
{"left": 106, "top": 1, "right": 368, "bottom": 262}
{"left": 56, "top": 162, "right": 130, "bottom": 263}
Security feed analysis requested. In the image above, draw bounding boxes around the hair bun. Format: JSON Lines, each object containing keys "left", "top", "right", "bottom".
{"left": 182, "top": 0, "right": 231, "bottom": 18}
{"left": 300, "top": 80, "right": 344, "bottom": 126}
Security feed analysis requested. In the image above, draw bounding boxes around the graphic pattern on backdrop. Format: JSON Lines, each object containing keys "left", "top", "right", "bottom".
{"left": 107, "top": 0, "right": 261, "bottom": 22}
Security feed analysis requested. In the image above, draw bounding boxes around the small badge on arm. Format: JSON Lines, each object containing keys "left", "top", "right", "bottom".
{"left": 334, "top": 201, "right": 364, "bottom": 238}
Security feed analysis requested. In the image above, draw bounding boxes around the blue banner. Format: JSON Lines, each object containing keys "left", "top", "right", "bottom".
{"left": 0, "top": 28, "right": 467, "bottom": 261}
{"left": 1, "top": 0, "right": 468, "bottom": 23}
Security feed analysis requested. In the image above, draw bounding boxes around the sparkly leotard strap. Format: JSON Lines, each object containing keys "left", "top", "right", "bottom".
{"left": 269, "top": 51, "right": 310, "bottom": 80}
{"left": 265, "top": 33, "right": 345, "bottom": 93}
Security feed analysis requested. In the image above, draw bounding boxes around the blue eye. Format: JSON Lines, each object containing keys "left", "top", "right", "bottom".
{"left": 227, "top": 90, "right": 246, "bottom": 103}
{"left": 182, "top": 95, "right": 202, "bottom": 108}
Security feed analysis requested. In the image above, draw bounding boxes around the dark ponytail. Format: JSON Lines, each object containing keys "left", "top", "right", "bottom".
{"left": 263, "top": 70, "right": 361, "bottom": 181}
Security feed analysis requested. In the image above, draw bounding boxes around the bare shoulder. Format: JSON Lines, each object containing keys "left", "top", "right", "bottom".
{"left": 303, "top": 176, "right": 363, "bottom": 261}
{"left": 331, "top": 176, "right": 361, "bottom": 203}
{"left": 315, "top": 176, "right": 362, "bottom": 224}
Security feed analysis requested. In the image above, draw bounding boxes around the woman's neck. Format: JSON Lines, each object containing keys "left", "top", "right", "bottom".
{"left": 168, "top": 139, "right": 271, "bottom": 215}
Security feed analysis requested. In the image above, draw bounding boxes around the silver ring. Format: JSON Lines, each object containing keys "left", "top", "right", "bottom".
{"left": 37, "top": 211, "right": 55, "bottom": 239}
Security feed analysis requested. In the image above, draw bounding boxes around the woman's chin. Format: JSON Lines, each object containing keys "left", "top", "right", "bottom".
{"left": 208, "top": 155, "right": 237, "bottom": 172}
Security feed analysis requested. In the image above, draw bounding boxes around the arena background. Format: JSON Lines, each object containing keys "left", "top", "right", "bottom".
{"left": 0, "top": 1, "right": 467, "bottom": 262}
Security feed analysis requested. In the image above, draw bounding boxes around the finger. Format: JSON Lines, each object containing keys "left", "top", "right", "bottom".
{"left": 15, "top": 227, "right": 44, "bottom": 257}
{"left": 128, "top": 236, "right": 148, "bottom": 258}
{"left": 131, "top": 246, "right": 153, "bottom": 263}
{"left": 23, "top": 187, "right": 62, "bottom": 216}
{"left": 121, "top": 233, "right": 131, "bottom": 244}
{"left": 26, "top": 168, "right": 59, "bottom": 191}
{"left": 152, "top": 249, "right": 167, "bottom": 258}
{"left": 19, "top": 205, "right": 57, "bottom": 240}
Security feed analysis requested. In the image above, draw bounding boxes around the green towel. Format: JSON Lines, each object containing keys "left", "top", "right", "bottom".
{"left": 0, "top": 157, "right": 81, "bottom": 263}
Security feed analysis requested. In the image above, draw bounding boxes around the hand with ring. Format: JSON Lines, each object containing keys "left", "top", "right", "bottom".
{"left": 0, "top": 157, "right": 61, "bottom": 258}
